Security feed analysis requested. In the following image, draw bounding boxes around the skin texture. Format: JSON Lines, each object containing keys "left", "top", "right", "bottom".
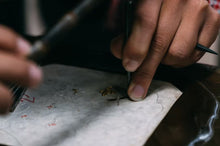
{"left": 0, "top": 0, "right": 219, "bottom": 113}
{"left": 111, "top": 0, "right": 220, "bottom": 101}
{"left": 0, "top": 25, "right": 42, "bottom": 114}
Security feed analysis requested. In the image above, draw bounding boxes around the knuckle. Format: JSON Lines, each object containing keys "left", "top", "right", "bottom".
{"left": 169, "top": 47, "right": 189, "bottom": 61}
{"left": 151, "top": 35, "right": 167, "bottom": 53}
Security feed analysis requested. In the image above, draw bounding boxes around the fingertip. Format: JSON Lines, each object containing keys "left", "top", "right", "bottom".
{"left": 123, "top": 59, "right": 140, "bottom": 72}
{"left": 28, "top": 64, "right": 43, "bottom": 88}
{"left": 128, "top": 83, "right": 146, "bottom": 101}
{"left": 16, "top": 37, "right": 31, "bottom": 56}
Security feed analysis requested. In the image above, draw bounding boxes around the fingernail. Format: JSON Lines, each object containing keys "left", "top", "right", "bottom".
{"left": 128, "top": 83, "right": 145, "bottom": 101}
{"left": 29, "top": 65, "right": 42, "bottom": 87}
{"left": 17, "top": 38, "right": 31, "bottom": 55}
{"left": 123, "top": 59, "right": 139, "bottom": 72}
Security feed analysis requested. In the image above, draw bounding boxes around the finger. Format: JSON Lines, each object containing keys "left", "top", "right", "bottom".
{"left": 162, "top": 0, "right": 209, "bottom": 67}
{"left": 0, "top": 51, "right": 42, "bottom": 87}
{"left": 192, "top": 7, "right": 220, "bottom": 60}
{"left": 111, "top": 34, "right": 123, "bottom": 59}
{"left": 199, "top": 7, "right": 220, "bottom": 46}
{"left": 0, "top": 25, "right": 31, "bottom": 55}
{"left": 127, "top": 0, "right": 184, "bottom": 101}
{"left": 0, "top": 83, "right": 12, "bottom": 114}
{"left": 122, "top": 0, "right": 162, "bottom": 72}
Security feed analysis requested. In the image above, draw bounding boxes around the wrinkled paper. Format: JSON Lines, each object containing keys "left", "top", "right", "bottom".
{"left": 0, "top": 64, "right": 182, "bottom": 146}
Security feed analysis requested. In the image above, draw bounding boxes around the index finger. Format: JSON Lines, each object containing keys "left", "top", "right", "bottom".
{"left": 128, "top": 44, "right": 166, "bottom": 101}
{"left": 127, "top": 0, "right": 184, "bottom": 100}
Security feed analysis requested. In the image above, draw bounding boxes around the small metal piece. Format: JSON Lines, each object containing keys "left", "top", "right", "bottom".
{"left": 196, "top": 43, "right": 218, "bottom": 55}
{"left": 124, "top": 0, "right": 134, "bottom": 85}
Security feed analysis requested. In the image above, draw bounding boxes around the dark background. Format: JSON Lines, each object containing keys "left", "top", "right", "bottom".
{"left": 0, "top": 0, "right": 125, "bottom": 73}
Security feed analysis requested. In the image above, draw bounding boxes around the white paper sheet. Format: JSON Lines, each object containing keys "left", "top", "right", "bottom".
{"left": 0, "top": 64, "right": 182, "bottom": 146}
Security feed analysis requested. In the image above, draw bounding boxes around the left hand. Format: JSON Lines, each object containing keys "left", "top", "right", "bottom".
{"left": 0, "top": 25, "right": 42, "bottom": 114}
{"left": 111, "top": 0, "right": 220, "bottom": 101}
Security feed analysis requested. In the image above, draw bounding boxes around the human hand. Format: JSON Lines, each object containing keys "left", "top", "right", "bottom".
{"left": 0, "top": 25, "right": 42, "bottom": 114}
{"left": 111, "top": 0, "right": 220, "bottom": 101}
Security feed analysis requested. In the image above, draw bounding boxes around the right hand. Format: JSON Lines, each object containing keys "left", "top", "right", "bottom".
{"left": 0, "top": 25, "right": 42, "bottom": 114}
{"left": 111, "top": 0, "right": 220, "bottom": 101}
